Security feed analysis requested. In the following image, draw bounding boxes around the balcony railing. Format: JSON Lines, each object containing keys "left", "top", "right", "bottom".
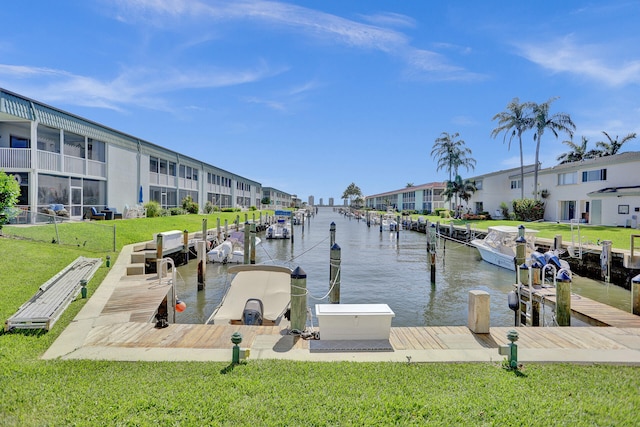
{"left": 87, "top": 160, "right": 106, "bottom": 178}
{"left": 0, "top": 148, "right": 31, "bottom": 168}
{"left": 38, "top": 150, "right": 61, "bottom": 172}
{"left": 64, "top": 155, "right": 85, "bottom": 175}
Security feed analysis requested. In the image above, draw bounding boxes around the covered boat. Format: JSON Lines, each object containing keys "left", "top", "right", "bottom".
{"left": 205, "top": 264, "right": 292, "bottom": 326}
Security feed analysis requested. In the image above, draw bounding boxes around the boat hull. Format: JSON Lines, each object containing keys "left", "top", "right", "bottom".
{"left": 470, "top": 240, "right": 516, "bottom": 271}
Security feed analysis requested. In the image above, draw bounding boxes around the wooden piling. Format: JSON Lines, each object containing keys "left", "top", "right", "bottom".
{"left": 290, "top": 267, "right": 307, "bottom": 331}
{"left": 224, "top": 219, "right": 228, "bottom": 238}
{"left": 182, "top": 230, "right": 189, "bottom": 265}
{"left": 396, "top": 215, "right": 400, "bottom": 240}
{"left": 197, "top": 240, "right": 206, "bottom": 291}
{"left": 329, "top": 243, "right": 341, "bottom": 303}
{"left": 217, "top": 217, "right": 221, "bottom": 241}
{"left": 330, "top": 222, "right": 336, "bottom": 248}
{"left": 202, "top": 218, "right": 207, "bottom": 244}
{"left": 556, "top": 278, "right": 571, "bottom": 326}
{"left": 428, "top": 224, "right": 437, "bottom": 284}
{"left": 250, "top": 223, "right": 256, "bottom": 264}
{"left": 156, "top": 233, "right": 164, "bottom": 263}
{"left": 244, "top": 222, "right": 250, "bottom": 264}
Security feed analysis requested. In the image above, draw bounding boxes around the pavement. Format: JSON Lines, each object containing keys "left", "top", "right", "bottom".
{"left": 42, "top": 243, "right": 640, "bottom": 365}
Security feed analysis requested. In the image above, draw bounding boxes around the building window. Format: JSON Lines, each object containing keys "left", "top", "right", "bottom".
{"left": 169, "top": 162, "right": 176, "bottom": 176}
{"left": 557, "top": 172, "right": 577, "bottom": 185}
{"left": 510, "top": 180, "right": 521, "bottom": 189}
{"left": 87, "top": 139, "right": 105, "bottom": 162}
{"left": 150, "top": 157, "right": 158, "bottom": 173}
{"left": 582, "top": 169, "right": 607, "bottom": 182}
{"left": 10, "top": 135, "right": 30, "bottom": 148}
{"left": 159, "top": 159, "right": 167, "bottom": 175}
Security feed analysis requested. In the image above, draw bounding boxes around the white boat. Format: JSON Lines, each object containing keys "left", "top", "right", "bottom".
{"left": 207, "top": 232, "right": 260, "bottom": 263}
{"left": 266, "top": 218, "right": 291, "bottom": 239}
{"left": 205, "top": 264, "right": 292, "bottom": 326}
{"left": 470, "top": 225, "right": 539, "bottom": 271}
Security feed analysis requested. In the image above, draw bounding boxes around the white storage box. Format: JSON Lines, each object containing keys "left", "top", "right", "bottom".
{"left": 315, "top": 304, "right": 395, "bottom": 340}
{"left": 153, "top": 230, "right": 184, "bottom": 252}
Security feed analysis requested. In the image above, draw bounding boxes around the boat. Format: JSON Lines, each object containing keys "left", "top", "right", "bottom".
{"left": 205, "top": 264, "right": 292, "bottom": 326}
{"left": 470, "top": 225, "right": 539, "bottom": 271}
{"left": 266, "top": 218, "right": 291, "bottom": 239}
{"left": 207, "top": 231, "right": 261, "bottom": 263}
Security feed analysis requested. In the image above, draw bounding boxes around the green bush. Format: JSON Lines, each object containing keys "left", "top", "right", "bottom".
{"left": 169, "top": 207, "right": 187, "bottom": 216}
{"left": 144, "top": 201, "right": 161, "bottom": 218}
{"left": 249, "top": 206, "right": 257, "bottom": 211}
{"left": 181, "top": 196, "right": 199, "bottom": 214}
{"left": 499, "top": 202, "right": 510, "bottom": 218}
{"left": 512, "top": 198, "right": 545, "bottom": 221}
{"left": 204, "top": 201, "right": 215, "bottom": 214}
{"left": 221, "top": 207, "right": 235, "bottom": 212}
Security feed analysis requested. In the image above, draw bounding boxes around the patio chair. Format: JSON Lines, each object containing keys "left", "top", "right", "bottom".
{"left": 90, "top": 207, "right": 106, "bottom": 220}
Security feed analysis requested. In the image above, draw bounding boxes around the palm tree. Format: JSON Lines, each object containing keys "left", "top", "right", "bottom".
{"left": 593, "top": 131, "right": 637, "bottom": 157}
{"left": 531, "top": 97, "right": 575, "bottom": 200}
{"left": 557, "top": 136, "right": 590, "bottom": 164}
{"left": 442, "top": 175, "right": 477, "bottom": 217}
{"left": 431, "top": 132, "right": 476, "bottom": 210}
{"left": 491, "top": 97, "right": 534, "bottom": 200}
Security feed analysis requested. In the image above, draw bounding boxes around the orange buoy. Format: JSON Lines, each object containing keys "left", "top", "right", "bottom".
{"left": 175, "top": 299, "right": 186, "bottom": 312}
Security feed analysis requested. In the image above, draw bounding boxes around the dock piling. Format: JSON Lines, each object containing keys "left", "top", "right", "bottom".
{"left": 329, "top": 243, "right": 341, "bottom": 304}
{"left": 197, "top": 240, "right": 206, "bottom": 291}
{"left": 290, "top": 267, "right": 307, "bottom": 331}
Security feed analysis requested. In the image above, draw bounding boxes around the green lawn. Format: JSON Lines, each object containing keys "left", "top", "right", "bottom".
{"left": 1, "top": 213, "right": 639, "bottom": 425}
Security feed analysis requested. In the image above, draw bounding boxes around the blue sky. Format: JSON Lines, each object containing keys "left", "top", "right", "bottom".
{"left": 1, "top": 1, "right": 639, "bottom": 203}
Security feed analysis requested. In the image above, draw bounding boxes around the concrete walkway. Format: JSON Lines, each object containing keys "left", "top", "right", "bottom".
{"left": 43, "top": 243, "right": 640, "bottom": 365}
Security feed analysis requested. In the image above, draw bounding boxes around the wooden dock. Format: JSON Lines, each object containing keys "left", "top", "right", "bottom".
{"left": 517, "top": 285, "right": 640, "bottom": 327}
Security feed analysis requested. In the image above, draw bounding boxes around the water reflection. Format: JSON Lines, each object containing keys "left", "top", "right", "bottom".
{"left": 175, "top": 208, "right": 631, "bottom": 327}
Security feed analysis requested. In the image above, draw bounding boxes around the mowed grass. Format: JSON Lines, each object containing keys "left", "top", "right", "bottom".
{"left": 1, "top": 212, "right": 640, "bottom": 425}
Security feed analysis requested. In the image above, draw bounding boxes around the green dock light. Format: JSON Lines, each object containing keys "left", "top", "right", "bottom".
{"left": 80, "top": 279, "right": 88, "bottom": 299}
{"left": 106, "top": 255, "right": 111, "bottom": 268}
{"left": 231, "top": 332, "right": 243, "bottom": 364}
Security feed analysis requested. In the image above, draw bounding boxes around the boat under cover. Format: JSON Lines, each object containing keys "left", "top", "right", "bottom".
{"left": 206, "top": 264, "right": 292, "bottom": 326}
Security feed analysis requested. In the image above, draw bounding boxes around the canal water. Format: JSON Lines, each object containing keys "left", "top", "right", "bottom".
{"left": 174, "top": 207, "right": 631, "bottom": 327}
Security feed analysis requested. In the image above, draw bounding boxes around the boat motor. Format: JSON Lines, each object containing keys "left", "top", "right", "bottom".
{"left": 242, "top": 298, "right": 264, "bottom": 325}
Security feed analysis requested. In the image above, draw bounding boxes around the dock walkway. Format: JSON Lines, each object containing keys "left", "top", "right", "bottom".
{"left": 42, "top": 243, "right": 640, "bottom": 364}
{"left": 517, "top": 285, "right": 640, "bottom": 327}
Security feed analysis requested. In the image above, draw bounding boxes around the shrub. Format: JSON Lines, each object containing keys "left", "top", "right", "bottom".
{"left": 249, "top": 206, "right": 257, "bottom": 211}
{"left": 512, "top": 198, "right": 545, "bottom": 221}
{"left": 221, "top": 207, "right": 235, "bottom": 213}
{"left": 204, "top": 201, "right": 215, "bottom": 214}
{"left": 499, "top": 202, "right": 510, "bottom": 219}
{"left": 144, "top": 201, "right": 161, "bottom": 218}
{"left": 169, "top": 207, "right": 187, "bottom": 216}
{"left": 181, "top": 196, "right": 199, "bottom": 214}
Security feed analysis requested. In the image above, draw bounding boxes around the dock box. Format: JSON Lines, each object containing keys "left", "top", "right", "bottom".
{"left": 315, "top": 304, "right": 395, "bottom": 340}
{"left": 153, "top": 230, "right": 184, "bottom": 252}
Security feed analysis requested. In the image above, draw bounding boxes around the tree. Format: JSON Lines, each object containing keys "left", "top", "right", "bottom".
{"left": 261, "top": 197, "right": 271, "bottom": 205}
{"left": 442, "top": 175, "right": 476, "bottom": 216}
{"left": 531, "top": 97, "right": 575, "bottom": 200}
{"left": 431, "top": 132, "right": 476, "bottom": 209}
{"left": 341, "top": 182, "right": 363, "bottom": 207}
{"left": 491, "top": 98, "right": 534, "bottom": 200}
{"left": 593, "top": 131, "right": 637, "bottom": 157}
{"left": 406, "top": 183, "right": 414, "bottom": 187}
{"left": 0, "top": 171, "right": 21, "bottom": 229}
{"left": 557, "top": 136, "right": 591, "bottom": 164}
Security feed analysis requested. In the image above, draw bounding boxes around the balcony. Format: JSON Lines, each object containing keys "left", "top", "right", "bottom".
{"left": 0, "top": 148, "right": 31, "bottom": 168}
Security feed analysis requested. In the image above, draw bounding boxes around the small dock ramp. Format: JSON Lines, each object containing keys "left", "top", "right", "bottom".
{"left": 5, "top": 256, "right": 102, "bottom": 331}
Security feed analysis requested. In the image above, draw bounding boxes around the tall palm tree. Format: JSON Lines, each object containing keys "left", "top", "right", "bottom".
{"left": 556, "top": 136, "right": 590, "bottom": 164}
{"left": 532, "top": 97, "right": 575, "bottom": 200}
{"left": 442, "top": 175, "right": 477, "bottom": 216}
{"left": 491, "top": 97, "right": 534, "bottom": 200}
{"left": 594, "top": 131, "right": 637, "bottom": 156}
{"left": 431, "top": 132, "right": 476, "bottom": 209}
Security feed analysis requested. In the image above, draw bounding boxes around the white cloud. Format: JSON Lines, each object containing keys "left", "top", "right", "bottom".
{"left": 0, "top": 62, "right": 281, "bottom": 112}
{"left": 517, "top": 35, "right": 640, "bottom": 87}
